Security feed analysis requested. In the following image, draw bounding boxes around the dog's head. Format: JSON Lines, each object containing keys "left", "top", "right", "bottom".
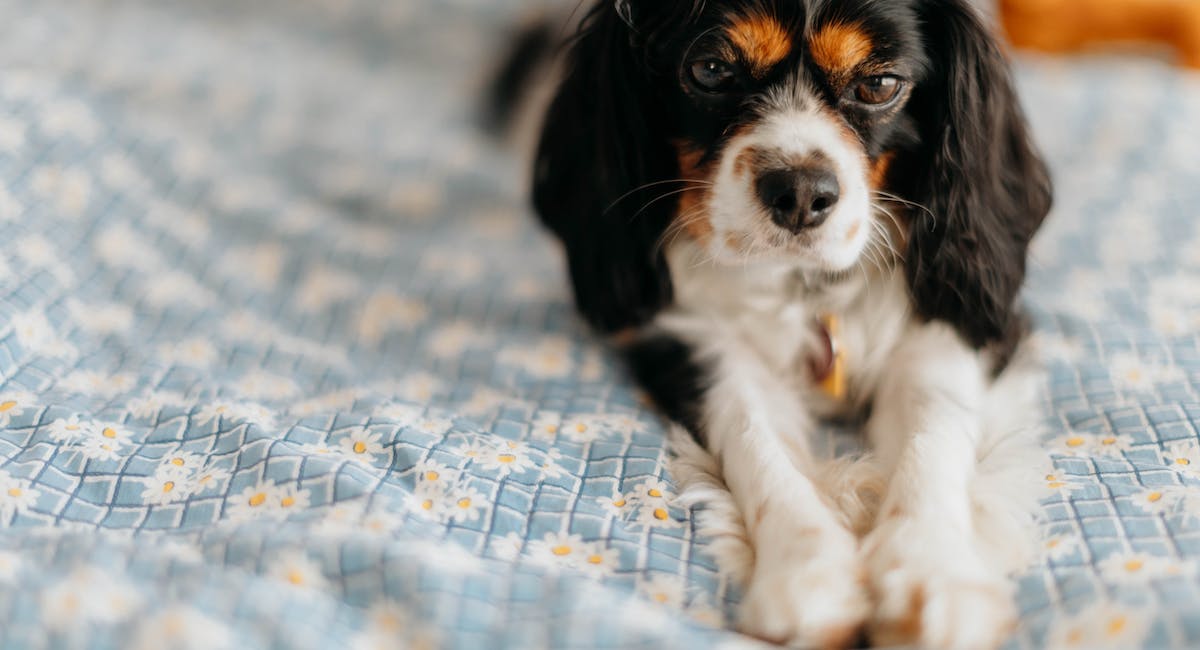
{"left": 533, "top": 0, "right": 1051, "bottom": 347}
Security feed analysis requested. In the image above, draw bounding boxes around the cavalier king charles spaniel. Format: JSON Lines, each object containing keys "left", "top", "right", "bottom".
{"left": 497, "top": 0, "right": 1053, "bottom": 647}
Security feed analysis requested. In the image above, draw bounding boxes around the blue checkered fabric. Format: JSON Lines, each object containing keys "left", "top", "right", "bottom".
{"left": 0, "top": 1, "right": 1198, "bottom": 648}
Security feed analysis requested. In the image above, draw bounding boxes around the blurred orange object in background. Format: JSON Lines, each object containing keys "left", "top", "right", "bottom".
{"left": 1000, "top": 0, "right": 1200, "bottom": 68}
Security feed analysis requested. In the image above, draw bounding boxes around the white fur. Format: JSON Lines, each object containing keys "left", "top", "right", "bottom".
{"left": 659, "top": 238, "right": 1043, "bottom": 649}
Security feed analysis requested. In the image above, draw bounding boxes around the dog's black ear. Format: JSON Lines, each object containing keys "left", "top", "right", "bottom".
{"left": 532, "top": 3, "right": 681, "bottom": 333}
{"left": 903, "top": 0, "right": 1052, "bottom": 348}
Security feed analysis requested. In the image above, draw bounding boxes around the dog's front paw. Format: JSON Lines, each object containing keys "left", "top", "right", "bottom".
{"left": 738, "top": 527, "right": 869, "bottom": 649}
{"left": 864, "top": 518, "right": 1016, "bottom": 650}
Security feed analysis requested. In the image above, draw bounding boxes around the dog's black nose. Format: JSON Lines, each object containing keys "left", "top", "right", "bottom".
{"left": 755, "top": 167, "right": 840, "bottom": 233}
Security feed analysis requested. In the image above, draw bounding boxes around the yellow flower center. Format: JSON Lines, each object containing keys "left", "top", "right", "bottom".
{"left": 353, "top": 441, "right": 367, "bottom": 454}
{"left": 249, "top": 492, "right": 267, "bottom": 507}
{"left": 575, "top": 423, "right": 587, "bottom": 433}
{"left": 545, "top": 425, "right": 559, "bottom": 434}
{"left": 1147, "top": 491, "right": 1164, "bottom": 503}
{"left": 421, "top": 500, "right": 434, "bottom": 511}
{"left": 648, "top": 489, "right": 663, "bottom": 498}
{"left": 162, "top": 481, "right": 175, "bottom": 493}
{"left": 1065, "top": 437, "right": 1085, "bottom": 448}
{"left": 653, "top": 593, "right": 669, "bottom": 604}
{"left": 457, "top": 498, "right": 471, "bottom": 509}
{"left": 612, "top": 499, "right": 626, "bottom": 508}
{"left": 551, "top": 545, "right": 572, "bottom": 556}
{"left": 425, "top": 471, "right": 439, "bottom": 481}
{"left": 497, "top": 454, "right": 517, "bottom": 464}
{"left": 1045, "top": 474, "right": 1057, "bottom": 481}
{"left": 1066, "top": 629, "right": 1084, "bottom": 645}
{"left": 198, "top": 474, "right": 213, "bottom": 485}
{"left": 7, "top": 487, "right": 22, "bottom": 498}
{"left": 1107, "top": 616, "right": 1128, "bottom": 636}
{"left": 0, "top": 401, "right": 17, "bottom": 412}
{"left": 1047, "top": 539, "right": 1060, "bottom": 548}
{"left": 1101, "top": 437, "right": 1117, "bottom": 445}
{"left": 1124, "top": 560, "right": 1144, "bottom": 572}
{"left": 588, "top": 554, "right": 604, "bottom": 565}
{"left": 171, "top": 458, "right": 185, "bottom": 467}
{"left": 287, "top": 570, "right": 305, "bottom": 586}
{"left": 1178, "top": 458, "right": 1191, "bottom": 466}
{"left": 1048, "top": 482, "right": 1066, "bottom": 489}
{"left": 653, "top": 508, "right": 668, "bottom": 521}
{"left": 281, "top": 496, "right": 295, "bottom": 508}
{"left": 102, "top": 427, "right": 118, "bottom": 439}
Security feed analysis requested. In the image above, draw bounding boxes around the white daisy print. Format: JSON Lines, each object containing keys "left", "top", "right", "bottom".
{"left": 474, "top": 439, "right": 538, "bottom": 476}
{"left": 194, "top": 401, "right": 276, "bottom": 430}
{"left": 191, "top": 464, "right": 233, "bottom": 494}
{"left": 411, "top": 416, "right": 454, "bottom": 438}
{"left": 528, "top": 532, "right": 588, "bottom": 571}
{"left": 225, "top": 482, "right": 283, "bottom": 521}
{"left": 538, "top": 447, "right": 569, "bottom": 479}
{"left": 131, "top": 606, "right": 234, "bottom": 650}
{"left": 1043, "top": 471, "right": 1079, "bottom": 496}
{"left": 1099, "top": 551, "right": 1194, "bottom": 584}
{"left": 1091, "top": 434, "right": 1135, "bottom": 458}
{"left": 66, "top": 299, "right": 133, "bottom": 335}
{"left": 158, "top": 338, "right": 219, "bottom": 368}
{"left": 374, "top": 403, "right": 423, "bottom": 426}
{"left": 1109, "top": 352, "right": 1186, "bottom": 393}
{"left": 413, "top": 460, "right": 459, "bottom": 486}
{"left": 40, "top": 568, "right": 141, "bottom": 629}
{"left": 576, "top": 542, "right": 620, "bottom": 579}
{"left": 1129, "top": 486, "right": 1187, "bottom": 516}
{"left": 638, "top": 574, "right": 687, "bottom": 609}
{"left": 125, "top": 391, "right": 189, "bottom": 420}
{"left": 446, "top": 486, "right": 488, "bottom": 524}
{"left": 0, "top": 391, "right": 34, "bottom": 426}
{"left": 0, "top": 472, "right": 38, "bottom": 519}
{"left": 357, "top": 292, "right": 428, "bottom": 343}
{"left": 1042, "top": 535, "right": 1086, "bottom": 563}
{"left": 46, "top": 415, "right": 90, "bottom": 443}
{"left": 337, "top": 427, "right": 387, "bottom": 463}
{"left": 491, "top": 533, "right": 525, "bottom": 561}
{"left": 499, "top": 337, "right": 574, "bottom": 379}
{"left": 1048, "top": 433, "right": 1100, "bottom": 458}
{"left": 1163, "top": 440, "right": 1200, "bottom": 475}
{"left": 295, "top": 265, "right": 359, "bottom": 313}
{"left": 1044, "top": 603, "right": 1151, "bottom": 649}
{"left": 234, "top": 371, "right": 299, "bottom": 401}
{"left": 530, "top": 412, "right": 565, "bottom": 440}
{"left": 60, "top": 370, "right": 136, "bottom": 398}
{"left": 635, "top": 502, "right": 681, "bottom": 528}
{"left": 77, "top": 427, "right": 130, "bottom": 461}
{"left": 141, "top": 467, "right": 194, "bottom": 506}
{"left": 406, "top": 481, "right": 452, "bottom": 521}
{"left": 275, "top": 484, "right": 311, "bottom": 513}
{"left": 559, "top": 416, "right": 607, "bottom": 443}
{"left": 269, "top": 550, "right": 328, "bottom": 591}
{"left": 601, "top": 491, "right": 631, "bottom": 517}
{"left": 428, "top": 321, "right": 490, "bottom": 358}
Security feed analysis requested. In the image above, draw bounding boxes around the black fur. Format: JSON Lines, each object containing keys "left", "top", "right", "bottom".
{"left": 525, "top": 0, "right": 1051, "bottom": 351}
{"left": 624, "top": 335, "right": 711, "bottom": 444}
{"left": 901, "top": 0, "right": 1053, "bottom": 349}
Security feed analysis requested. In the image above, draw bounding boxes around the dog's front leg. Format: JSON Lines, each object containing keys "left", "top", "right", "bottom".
{"left": 864, "top": 323, "right": 1020, "bottom": 650}
{"left": 699, "top": 337, "right": 869, "bottom": 649}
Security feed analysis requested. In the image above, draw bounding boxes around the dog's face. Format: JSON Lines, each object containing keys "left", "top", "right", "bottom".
{"left": 533, "top": 0, "right": 1052, "bottom": 346}
{"left": 665, "top": 2, "right": 926, "bottom": 271}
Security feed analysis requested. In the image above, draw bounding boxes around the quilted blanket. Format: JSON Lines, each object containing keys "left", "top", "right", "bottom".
{"left": 1, "top": 1, "right": 1199, "bottom": 648}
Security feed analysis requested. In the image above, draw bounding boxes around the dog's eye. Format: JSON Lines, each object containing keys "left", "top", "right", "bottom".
{"left": 852, "top": 75, "right": 902, "bottom": 105}
{"left": 689, "top": 60, "right": 737, "bottom": 93}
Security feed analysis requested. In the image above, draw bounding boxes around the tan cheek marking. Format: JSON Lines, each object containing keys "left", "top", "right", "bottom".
{"left": 810, "top": 22, "right": 874, "bottom": 77}
{"left": 675, "top": 144, "right": 715, "bottom": 244}
{"left": 844, "top": 221, "right": 862, "bottom": 243}
{"left": 727, "top": 14, "right": 792, "bottom": 77}
{"left": 870, "top": 152, "right": 895, "bottom": 190}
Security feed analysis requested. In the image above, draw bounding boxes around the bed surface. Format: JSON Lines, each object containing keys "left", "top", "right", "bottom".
{"left": 2, "top": 1, "right": 1200, "bottom": 648}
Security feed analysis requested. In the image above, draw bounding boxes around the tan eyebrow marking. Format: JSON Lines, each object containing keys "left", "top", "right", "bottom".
{"left": 810, "top": 22, "right": 874, "bottom": 76}
{"left": 726, "top": 13, "right": 792, "bottom": 77}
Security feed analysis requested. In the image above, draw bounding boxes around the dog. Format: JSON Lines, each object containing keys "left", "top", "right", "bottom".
{"left": 495, "top": 0, "right": 1053, "bottom": 647}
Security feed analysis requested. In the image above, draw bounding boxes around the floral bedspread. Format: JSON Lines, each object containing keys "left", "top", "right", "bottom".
{"left": 1, "top": 1, "right": 1199, "bottom": 648}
